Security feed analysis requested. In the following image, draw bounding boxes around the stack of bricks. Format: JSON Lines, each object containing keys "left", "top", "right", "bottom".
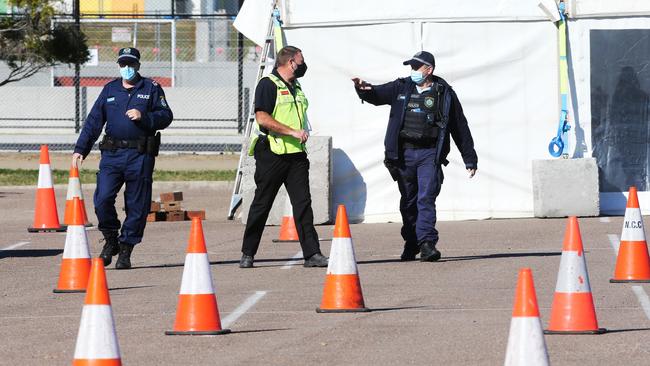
{"left": 146, "top": 191, "right": 206, "bottom": 222}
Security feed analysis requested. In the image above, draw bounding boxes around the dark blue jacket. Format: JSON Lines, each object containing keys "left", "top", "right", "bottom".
{"left": 74, "top": 75, "right": 173, "bottom": 157}
{"left": 356, "top": 76, "right": 477, "bottom": 169}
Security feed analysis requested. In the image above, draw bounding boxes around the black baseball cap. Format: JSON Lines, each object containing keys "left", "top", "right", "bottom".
{"left": 403, "top": 51, "right": 435, "bottom": 69}
{"left": 117, "top": 47, "right": 141, "bottom": 64}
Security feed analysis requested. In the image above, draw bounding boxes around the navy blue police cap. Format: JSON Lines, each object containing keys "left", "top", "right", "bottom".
{"left": 403, "top": 51, "right": 435, "bottom": 69}
{"left": 117, "top": 47, "right": 141, "bottom": 64}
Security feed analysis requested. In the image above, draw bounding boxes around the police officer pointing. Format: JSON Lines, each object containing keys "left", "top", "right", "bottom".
{"left": 72, "top": 47, "right": 173, "bottom": 269}
{"left": 239, "top": 45, "right": 328, "bottom": 268}
{"left": 352, "top": 51, "right": 477, "bottom": 262}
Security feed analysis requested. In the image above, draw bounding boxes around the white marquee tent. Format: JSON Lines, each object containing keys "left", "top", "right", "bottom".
{"left": 235, "top": 0, "right": 650, "bottom": 222}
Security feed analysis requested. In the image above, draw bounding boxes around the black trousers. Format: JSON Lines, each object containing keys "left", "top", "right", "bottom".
{"left": 241, "top": 137, "right": 321, "bottom": 258}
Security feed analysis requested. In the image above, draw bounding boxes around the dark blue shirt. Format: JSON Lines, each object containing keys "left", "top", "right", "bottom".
{"left": 356, "top": 75, "right": 477, "bottom": 169}
{"left": 74, "top": 75, "right": 173, "bottom": 157}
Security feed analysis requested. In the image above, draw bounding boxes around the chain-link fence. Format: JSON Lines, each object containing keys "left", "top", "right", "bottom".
{"left": 0, "top": 0, "right": 259, "bottom": 152}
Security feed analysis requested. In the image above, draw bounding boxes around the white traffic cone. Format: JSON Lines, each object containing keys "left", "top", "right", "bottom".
{"left": 72, "top": 258, "right": 122, "bottom": 365}
{"left": 504, "top": 268, "right": 549, "bottom": 366}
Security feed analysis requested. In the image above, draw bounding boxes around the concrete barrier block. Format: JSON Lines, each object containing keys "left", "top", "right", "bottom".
{"left": 239, "top": 136, "right": 332, "bottom": 225}
{"left": 532, "top": 158, "right": 600, "bottom": 217}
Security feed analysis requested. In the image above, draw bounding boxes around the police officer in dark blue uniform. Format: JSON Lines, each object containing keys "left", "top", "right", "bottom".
{"left": 352, "top": 51, "right": 477, "bottom": 262}
{"left": 72, "top": 47, "right": 173, "bottom": 269}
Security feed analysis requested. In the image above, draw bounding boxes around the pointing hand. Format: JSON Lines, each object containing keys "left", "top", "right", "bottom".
{"left": 351, "top": 77, "right": 371, "bottom": 91}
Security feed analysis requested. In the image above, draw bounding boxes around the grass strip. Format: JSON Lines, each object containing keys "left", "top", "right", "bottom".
{"left": 0, "top": 169, "right": 235, "bottom": 186}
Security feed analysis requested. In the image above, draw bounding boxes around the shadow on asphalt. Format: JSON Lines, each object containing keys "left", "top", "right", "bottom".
{"left": 117, "top": 252, "right": 562, "bottom": 269}
{"left": 355, "top": 252, "right": 561, "bottom": 265}
{"left": 357, "top": 258, "right": 404, "bottom": 265}
{"left": 368, "top": 305, "right": 433, "bottom": 312}
{"left": 228, "top": 328, "right": 292, "bottom": 335}
{"left": 438, "top": 251, "right": 562, "bottom": 262}
{"left": 0, "top": 249, "right": 63, "bottom": 259}
{"left": 128, "top": 257, "right": 303, "bottom": 270}
{"left": 599, "top": 327, "right": 650, "bottom": 334}
{"left": 108, "top": 285, "right": 156, "bottom": 291}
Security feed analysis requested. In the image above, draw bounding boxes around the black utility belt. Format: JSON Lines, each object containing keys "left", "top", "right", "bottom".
{"left": 100, "top": 138, "right": 139, "bottom": 149}
{"left": 399, "top": 127, "right": 439, "bottom": 147}
{"left": 401, "top": 140, "right": 436, "bottom": 149}
{"left": 99, "top": 133, "right": 161, "bottom": 156}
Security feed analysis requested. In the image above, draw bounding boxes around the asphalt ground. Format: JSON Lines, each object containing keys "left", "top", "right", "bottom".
{"left": 2, "top": 181, "right": 650, "bottom": 365}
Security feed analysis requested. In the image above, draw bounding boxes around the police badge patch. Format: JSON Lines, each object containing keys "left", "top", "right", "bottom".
{"left": 424, "top": 96, "right": 435, "bottom": 109}
{"left": 160, "top": 96, "right": 167, "bottom": 108}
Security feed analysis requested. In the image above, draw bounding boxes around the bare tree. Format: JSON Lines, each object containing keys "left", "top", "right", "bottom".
{"left": 0, "top": 0, "right": 89, "bottom": 86}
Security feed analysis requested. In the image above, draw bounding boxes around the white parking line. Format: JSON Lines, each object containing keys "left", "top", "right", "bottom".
{"left": 607, "top": 233, "right": 650, "bottom": 321}
{"left": 632, "top": 286, "right": 650, "bottom": 321}
{"left": 221, "top": 291, "right": 267, "bottom": 328}
{"left": 607, "top": 234, "right": 620, "bottom": 252}
{"left": 600, "top": 217, "right": 611, "bottom": 223}
{"left": 1, "top": 241, "right": 30, "bottom": 251}
{"left": 281, "top": 251, "right": 303, "bottom": 269}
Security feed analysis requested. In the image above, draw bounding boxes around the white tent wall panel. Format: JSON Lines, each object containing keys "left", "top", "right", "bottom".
{"left": 235, "top": 1, "right": 650, "bottom": 222}
{"left": 284, "top": 23, "right": 420, "bottom": 222}
{"left": 284, "top": 20, "right": 558, "bottom": 222}
{"left": 233, "top": 0, "right": 275, "bottom": 46}
{"left": 423, "top": 21, "right": 558, "bottom": 220}
{"left": 571, "top": 0, "right": 650, "bottom": 18}
{"left": 281, "top": 0, "right": 550, "bottom": 26}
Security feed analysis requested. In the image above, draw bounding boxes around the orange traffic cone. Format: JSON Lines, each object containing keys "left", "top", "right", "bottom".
{"left": 28, "top": 145, "right": 64, "bottom": 232}
{"left": 545, "top": 216, "right": 606, "bottom": 334}
{"left": 504, "top": 268, "right": 549, "bottom": 366}
{"left": 54, "top": 197, "right": 91, "bottom": 293}
{"left": 611, "top": 186, "right": 650, "bottom": 283}
{"left": 316, "top": 205, "right": 370, "bottom": 313}
{"left": 273, "top": 199, "right": 299, "bottom": 242}
{"left": 63, "top": 163, "right": 92, "bottom": 228}
{"left": 166, "top": 217, "right": 231, "bottom": 335}
{"left": 72, "top": 258, "right": 122, "bottom": 365}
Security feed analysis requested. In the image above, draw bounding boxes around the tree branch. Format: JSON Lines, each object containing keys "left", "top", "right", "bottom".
{"left": 0, "top": 21, "right": 28, "bottom": 33}
{"left": 0, "top": 58, "right": 52, "bottom": 86}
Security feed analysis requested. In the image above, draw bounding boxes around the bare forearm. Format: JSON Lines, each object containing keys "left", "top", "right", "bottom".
{"left": 256, "top": 111, "right": 295, "bottom": 136}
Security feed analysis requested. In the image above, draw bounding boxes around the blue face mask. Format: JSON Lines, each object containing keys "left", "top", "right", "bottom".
{"left": 120, "top": 66, "right": 137, "bottom": 81}
{"left": 410, "top": 70, "right": 426, "bottom": 85}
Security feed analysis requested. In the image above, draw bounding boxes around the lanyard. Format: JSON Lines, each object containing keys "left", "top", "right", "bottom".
{"left": 548, "top": 2, "right": 571, "bottom": 158}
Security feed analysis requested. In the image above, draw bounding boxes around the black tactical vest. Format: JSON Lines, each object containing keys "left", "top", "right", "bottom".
{"left": 399, "top": 83, "right": 444, "bottom": 149}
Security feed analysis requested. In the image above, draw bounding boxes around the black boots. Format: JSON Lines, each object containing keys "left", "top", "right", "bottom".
{"left": 115, "top": 243, "right": 134, "bottom": 270}
{"left": 239, "top": 254, "right": 254, "bottom": 268}
{"left": 419, "top": 241, "right": 441, "bottom": 262}
{"left": 303, "top": 253, "right": 328, "bottom": 267}
{"left": 100, "top": 232, "right": 134, "bottom": 269}
{"left": 99, "top": 231, "right": 119, "bottom": 266}
{"left": 400, "top": 242, "right": 420, "bottom": 261}
{"left": 239, "top": 253, "right": 329, "bottom": 268}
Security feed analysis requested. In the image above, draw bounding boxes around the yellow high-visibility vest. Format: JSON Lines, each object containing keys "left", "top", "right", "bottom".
{"left": 249, "top": 74, "right": 308, "bottom": 155}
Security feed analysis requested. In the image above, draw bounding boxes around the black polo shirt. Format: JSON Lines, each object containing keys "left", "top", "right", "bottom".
{"left": 254, "top": 69, "right": 296, "bottom": 115}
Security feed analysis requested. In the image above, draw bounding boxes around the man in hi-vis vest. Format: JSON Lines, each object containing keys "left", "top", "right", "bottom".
{"left": 240, "top": 46, "right": 328, "bottom": 269}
